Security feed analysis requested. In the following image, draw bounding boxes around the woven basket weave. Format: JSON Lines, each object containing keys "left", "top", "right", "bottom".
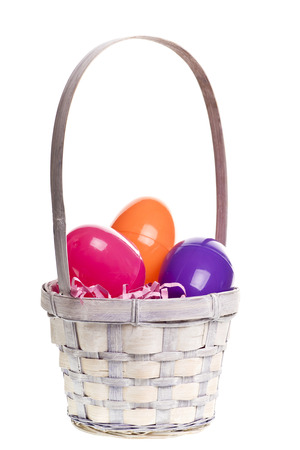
{"left": 41, "top": 36, "right": 239, "bottom": 438}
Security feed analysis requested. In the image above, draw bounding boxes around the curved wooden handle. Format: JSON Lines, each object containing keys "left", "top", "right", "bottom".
{"left": 51, "top": 36, "right": 228, "bottom": 295}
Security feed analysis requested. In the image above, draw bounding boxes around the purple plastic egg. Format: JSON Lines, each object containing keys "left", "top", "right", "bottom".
{"left": 158, "top": 237, "right": 234, "bottom": 298}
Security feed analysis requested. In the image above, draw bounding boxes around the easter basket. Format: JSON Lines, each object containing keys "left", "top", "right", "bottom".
{"left": 41, "top": 36, "right": 240, "bottom": 438}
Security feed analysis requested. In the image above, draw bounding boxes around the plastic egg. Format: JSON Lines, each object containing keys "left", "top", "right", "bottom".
{"left": 159, "top": 237, "right": 234, "bottom": 297}
{"left": 112, "top": 197, "right": 175, "bottom": 284}
{"left": 67, "top": 225, "right": 145, "bottom": 297}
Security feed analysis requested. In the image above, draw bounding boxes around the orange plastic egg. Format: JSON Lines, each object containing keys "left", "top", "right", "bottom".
{"left": 112, "top": 197, "right": 175, "bottom": 284}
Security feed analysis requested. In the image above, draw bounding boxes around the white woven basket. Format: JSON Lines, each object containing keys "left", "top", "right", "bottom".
{"left": 41, "top": 36, "right": 239, "bottom": 438}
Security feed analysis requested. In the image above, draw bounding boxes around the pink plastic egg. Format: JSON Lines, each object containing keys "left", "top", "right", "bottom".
{"left": 67, "top": 225, "right": 146, "bottom": 297}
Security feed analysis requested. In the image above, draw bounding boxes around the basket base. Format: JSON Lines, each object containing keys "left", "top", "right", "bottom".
{"left": 71, "top": 417, "right": 212, "bottom": 439}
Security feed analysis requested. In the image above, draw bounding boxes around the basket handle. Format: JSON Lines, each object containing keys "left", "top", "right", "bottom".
{"left": 51, "top": 36, "right": 228, "bottom": 295}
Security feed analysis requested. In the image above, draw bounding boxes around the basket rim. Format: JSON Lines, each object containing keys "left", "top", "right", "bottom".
{"left": 41, "top": 283, "right": 239, "bottom": 325}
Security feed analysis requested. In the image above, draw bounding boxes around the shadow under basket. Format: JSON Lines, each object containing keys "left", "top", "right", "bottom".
{"left": 41, "top": 283, "right": 239, "bottom": 438}
{"left": 41, "top": 36, "right": 240, "bottom": 437}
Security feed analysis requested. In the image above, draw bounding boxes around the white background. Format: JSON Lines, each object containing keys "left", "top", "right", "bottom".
{"left": 1, "top": 0, "right": 299, "bottom": 448}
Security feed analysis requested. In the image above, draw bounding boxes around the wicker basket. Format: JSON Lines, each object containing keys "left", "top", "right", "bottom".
{"left": 41, "top": 36, "right": 239, "bottom": 438}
